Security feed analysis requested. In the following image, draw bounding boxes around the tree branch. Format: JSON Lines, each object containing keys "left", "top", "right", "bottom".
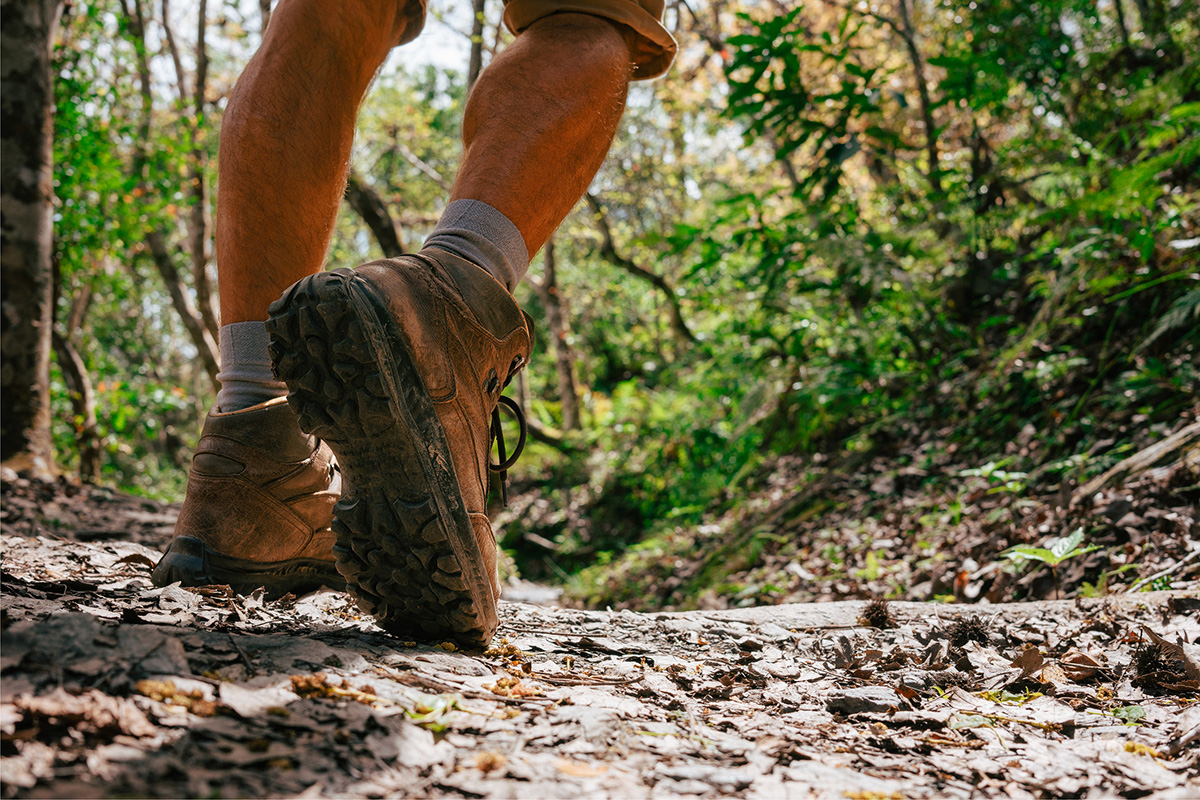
{"left": 396, "top": 142, "right": 452, "bottom": 191}
{"left": 854, "top": 0, "right": 943, "bottom": 195}
{"left": 530, "top": 237, "right": 582, "bottom": 430}
{"left": 51, "top": 255, "right": 101, "bottom": 482}
{"left": 146, "top": 231, "right": 221, "bottom": 383}
{"left": 159, "top": 0, "right": 189, "bottom": 102}
{"left": 584, "top": 194, "right": 697, "bottom": 346}
{"left": 345, "top": 170, "right": 406, "bottom": 257}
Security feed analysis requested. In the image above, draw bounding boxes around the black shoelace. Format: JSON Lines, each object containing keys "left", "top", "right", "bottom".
{"left": 488, "top": 395, "right": 527, "bottom": 506}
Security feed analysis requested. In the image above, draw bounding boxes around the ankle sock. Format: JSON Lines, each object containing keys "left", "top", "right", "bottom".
{"left": 423, "top": 199, "right": 530, "bottom": 290}
{"left": 214, "top": 321, "right": 289, "bottom": 412}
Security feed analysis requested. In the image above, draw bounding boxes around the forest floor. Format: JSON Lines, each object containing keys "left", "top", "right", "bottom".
{"left": 513, "top": 418, "right": 1200, "bottom": 612}
{"left": 2, "top": 476, "right": 1199, "bottom": 798}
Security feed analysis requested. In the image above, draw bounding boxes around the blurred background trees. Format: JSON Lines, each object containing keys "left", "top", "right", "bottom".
{"left": 3, "top": 0, "right": 1196, "bottom": 601}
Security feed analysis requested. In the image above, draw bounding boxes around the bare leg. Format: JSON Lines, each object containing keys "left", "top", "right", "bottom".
{"left": 450, "top": 13, "right": 635, "bottom": 260}
{"left": 216, "top": 0, "right": 410, "bottom": 324}
{"left": 218, "top": 5, "right": 632, "bottom": 322}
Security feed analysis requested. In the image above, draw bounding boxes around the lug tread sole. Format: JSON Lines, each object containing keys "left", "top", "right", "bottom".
{"left": 265, "top": 269, "right": 495, "bottom": 648}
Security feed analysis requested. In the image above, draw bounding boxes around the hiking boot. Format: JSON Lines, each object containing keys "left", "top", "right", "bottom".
{"left": 265, "top": 248, "right": 533, "bottom": 648}
{"left": 152, "top": 397, "right": 344, "bottom": 597}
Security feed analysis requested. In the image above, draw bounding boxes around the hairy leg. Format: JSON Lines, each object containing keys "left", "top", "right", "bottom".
{"left": 217, "top": 0, "right": 411, "bottom": 324}
{"left": 450, "top": 13, "right": 635, "bottom": 260}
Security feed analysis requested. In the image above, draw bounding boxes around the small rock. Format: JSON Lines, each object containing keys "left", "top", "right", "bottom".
{"left": 825, "top": 686, "right": 904, "bottom": 714}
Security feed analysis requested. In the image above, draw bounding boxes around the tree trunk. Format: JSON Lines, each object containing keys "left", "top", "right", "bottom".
{"left": 147, "top": 230, "right": 222, "bottom": 384}
{"left": 1130, "top": 0, "right": 1160, "bottom": 38}
{"left": 0, "top": 0, "right": 65, "bottom": 477}
{"left": 188, "top": 0, "right": 220, "bottom": 343}
{"left": 467, "top": 0, "right": 486, "bottom": 90}
{"left": 51, "top": 331, "right": 101, "bottom": 482}
{"left": 894, "top": 0, "right": 942, "bottom": 195}
{"left": 51, "top": 256, "right": 102, "bottom": 482}
{"left": 1110, "top": 0, "right": 1132, "bottom": 50}
{"left": 532, "top": 238, "right": 582, "bottom": 430}
{"left": 162, "top": 0, "right": 219, "bottom": 341}
{"left": 124, "top": 0, "right": 221, "bottom": 391}
{"left": 345, "top": 171, "right": 406, "bottom": 256}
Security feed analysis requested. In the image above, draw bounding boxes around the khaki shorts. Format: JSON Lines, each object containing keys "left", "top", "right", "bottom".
{"left": 398, "top": 0, "right": 676, "bottom": 79}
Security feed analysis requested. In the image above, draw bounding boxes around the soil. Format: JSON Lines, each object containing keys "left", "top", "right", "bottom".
{"left": 1, "top": 475, "right": 1198, "bottom": 798}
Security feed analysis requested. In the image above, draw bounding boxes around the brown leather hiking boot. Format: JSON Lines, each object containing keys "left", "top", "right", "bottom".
{"left": 152, "top": 397, "right": 344, "bottom": 597}
{"left": 265, "top": 249, "right": 532, "bottom": 648}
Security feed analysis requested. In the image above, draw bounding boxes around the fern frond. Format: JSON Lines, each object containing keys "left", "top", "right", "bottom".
{"left": 1138, "top": 288, "right": 1200, "bottom": 352}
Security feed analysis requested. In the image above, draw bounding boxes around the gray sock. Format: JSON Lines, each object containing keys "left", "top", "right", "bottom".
{"left": 423, "top": 199, "right": 530, "bottom": 290}
{"left": 214, "top": 321, "right": 289, "bottom": 412}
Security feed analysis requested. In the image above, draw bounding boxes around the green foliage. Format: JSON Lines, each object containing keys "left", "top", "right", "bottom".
{"left": 51, "top": 1, "right": 215, "bottom": 493}
{"left": 959, "top": 462, "right": 1028, "bottom": 496}
{"left": 1003, "top": 529, "right": 1099, "bottom": 571}
{"left": 552, "top": 0, "right": 1198, "bottom": 605}
{"left": 1003, "top": 529, "right": 1102, "bottom": 599}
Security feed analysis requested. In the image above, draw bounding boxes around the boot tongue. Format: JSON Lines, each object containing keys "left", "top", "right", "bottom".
{"left": 424, "top": 248, "right": 530, "bottom": 348}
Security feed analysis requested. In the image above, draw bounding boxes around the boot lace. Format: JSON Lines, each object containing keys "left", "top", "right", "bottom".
{"left": 488, "top": 394, "right": 527, "bottom": 506}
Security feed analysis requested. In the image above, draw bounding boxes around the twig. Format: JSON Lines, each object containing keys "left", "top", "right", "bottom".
{"left": 530, "top": 672, "right": 643, "bottom": 687}
{"left": 1125, "top": 549, "right": 1200, "bottom": 594}
{"left": 962, "top": 710, "right": 1063, "bottom": 732}
{"left": 228, "top": 634, "right": 256, "bottom": 676}
{"left": 396, "top": 143, "right": 451, "bottom": 191}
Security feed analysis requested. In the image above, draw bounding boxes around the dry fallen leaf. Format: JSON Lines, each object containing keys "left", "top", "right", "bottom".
{"left": 1011, "top": 647, "right": 1045, "bottom": 679}
{"left": 1038, "top": 663, "right": 1068, "bottom": 686}
{"left": 486, "top": 676, "right": 542, "bottom": 698}
{"left": 1140, "top": 627, "right": 1200, "bottom": 682}
{"left": 1059, "top": 649, "right": 1106, "bottom": 682}
{"left": 554, "top": 758, "right": 608, "bottom": 778}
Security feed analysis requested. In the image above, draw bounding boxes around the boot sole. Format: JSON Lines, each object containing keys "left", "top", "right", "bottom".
{"left": 153, "top": 535, "right": 345, "bottom": 598}
{"left": 265, "top": 268, "right": 497, "bottom": 648}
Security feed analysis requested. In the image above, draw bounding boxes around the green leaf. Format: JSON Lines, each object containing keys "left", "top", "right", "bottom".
{"left": 949, "top": 713, "right": 995, "bottom": 730}
{"left": 1112, "top": 705, "right": 1147, "bottom": 724}
{"left": 1004, "top": 546, "right": 1055, "bottom": 563}
{"left": 1051, "top": 529, "right": 1085, "bottom": 561}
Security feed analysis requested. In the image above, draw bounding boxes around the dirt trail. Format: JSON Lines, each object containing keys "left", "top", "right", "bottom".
{"left": 1, "top": 480, "right": 1198, "bottom": 798}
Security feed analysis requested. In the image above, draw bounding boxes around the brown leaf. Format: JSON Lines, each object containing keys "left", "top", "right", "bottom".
{"left": 1011, "top": 647, "right": 1044, "bottom": 680}
{"left": 486, "top": 676, "right": 542, "bottom": 698}
{"left": 1059, "top": 649, "right": 1106, "bottom": 681}
{"left": 1038, "top": 663, "right": 1069, "bottom": 686}
{"left": 114, "top": 553, "right": 157, "bottom": 570}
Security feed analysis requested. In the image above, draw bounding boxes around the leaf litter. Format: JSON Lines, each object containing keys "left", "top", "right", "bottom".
{"left": 1, "top": 478, "right": 1199, "bottom": 798}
